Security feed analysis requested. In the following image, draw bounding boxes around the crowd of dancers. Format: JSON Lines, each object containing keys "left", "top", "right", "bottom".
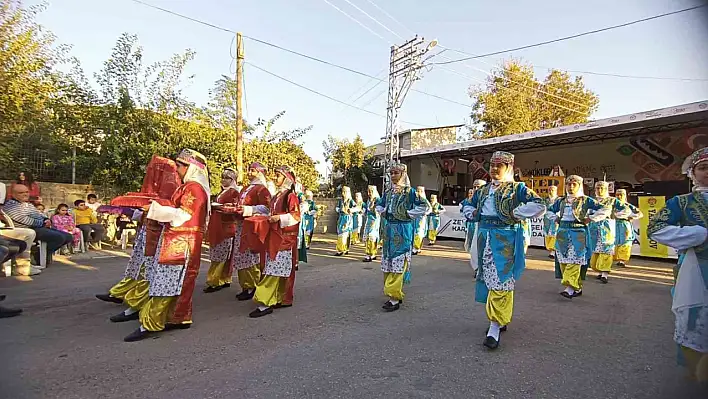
{"left": 92, "top": 146, "right": 707, "bottom": 382}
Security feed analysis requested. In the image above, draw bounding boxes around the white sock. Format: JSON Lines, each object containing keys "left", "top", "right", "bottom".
{"left": 257, "top": 305, "right": 269, "bottom": 311}
{"left": 389, "top": 299, "right": 399, "bottom": 305}
{"left": 139, "top": 325, "right": 146, "bottom": 332}
{"left": 601, "top": 272, "right": 609, "bottom": 278}
{"left": 564, "top": 286, "right": 575, "bottom": 295}
{"left": 124, "top": 308, "right": 138, "bottom": 316}
{"left": 487, "top": 321, "right": 500, "bottom": 339}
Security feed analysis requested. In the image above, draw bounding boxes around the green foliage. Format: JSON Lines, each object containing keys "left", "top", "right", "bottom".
{"left": 323, "top": 134, "right": 380, "bottom": 195}
{"left": 468, "top": 60, "right": 599, "bottom": 138}
{"left": 0, "top": 2, "right": 320, "bottom": 195}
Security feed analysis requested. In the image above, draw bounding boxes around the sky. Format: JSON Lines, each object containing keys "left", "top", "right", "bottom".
{"left": 29, "top": 0, "right": 708, "bottom": 178}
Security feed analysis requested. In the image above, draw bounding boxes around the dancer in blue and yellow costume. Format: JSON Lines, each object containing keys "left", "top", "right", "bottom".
{"left": 547, "top": 175, "right": 609, "bottom": 299}
{"left": 426, "top": 194, "right": 445, "bottom": 245}
{"left": 351, "top": 192, "right": 364, "bottom": 244}
{"left": 335, "top": 186, "right": 359, "bottom": 256}
{"left": 462, "top": 151, "right": 545, "bottom": 350}
{"left": 302, "top": 190, "right": 316, "bottom": 249}
{"left": 613, "top": 189, "right": 642, "bottom": 267}
{"left": 412, "top": 186, "right": 430, "bottom": 255}
{"left": 376, "top": 163, "right": 430, "bottom": 312}
{"left": 648, "top": 147, "right": 708, "bottom": 382}
{"left": 362, "top": 185, "right": 381, "bottom": 262}
{"left": 588, "top": 181, "right": 630, "bottom": 284}
{"left": 543, "top": 185, "right": 560, "bottom": 259}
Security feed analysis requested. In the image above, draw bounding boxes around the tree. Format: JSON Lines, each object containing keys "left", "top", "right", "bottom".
{"left": 468, "top": 60, "right": 599, "bottom": 138}
{"left": 323, "top": 134, "right": 378, "bottom": 195}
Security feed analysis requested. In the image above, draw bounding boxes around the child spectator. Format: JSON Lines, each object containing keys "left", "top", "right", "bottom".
{"left": 34, "top": 203, "right": 47, "bottom": 217}
{"left": 86, "top": 194, "right": 102, "bottom": 213}
{"left": 51, "top": 204, "right": 81, "bottom": 252}
{"left": 73, "top": 199, "right": 105, "bottom": 249}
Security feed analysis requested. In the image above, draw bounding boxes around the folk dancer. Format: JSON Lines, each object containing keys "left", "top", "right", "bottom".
{"left": 376, "top": 163, "right": 430, "bottom": 312}
{"left": 204, "top": 168, "right": 240, "bottom": 293}
{"left": 302, "top": 190, "right": 317, "bottom": 249}
{"left": 296, "top": 184, "right": 308, "bottom": 267}
{"left": 232, "top": 162, "right": 272, "bottom": 301}
{"left": 588, "top": 181, "right": 630, "bottom": 284}
{"left": 613, "top": 189, "right": 643, "bottom": 267}
{"left": 362, "top": 185, "right": 381, "bottom": 263}
{"left": 648, "top": 147, "right": 708, "bottom": 382}
{"left": 543, "top": 185, "right": 560, "bottom": 259}
{"left": 462, "top": 151, "right": 545, "bottom": 350}
{"left": 463, "top": 180, "right": 486, "bottom": 273}
{"left": 426, "top": 194, "right": 445, "bottom": 245}
{"left": 412, "top": 186, "right": 430, "bottom": 255}
{"left": 123, "top": 149, "right": 210, "bottom": 342}
{"left": 96, "top": 155, "right": 181, "bottom": 306}
{"left": 352, "top": 192, "right": 364, "bottom": 244}
{"left": 250, "top": 166, "right": 300, "bottom": 317}
{"left": 335, "top": 186, "right": 357, "bottom": 256}
{"left": 547, "top": 175, "right": 609, "bottom": 299}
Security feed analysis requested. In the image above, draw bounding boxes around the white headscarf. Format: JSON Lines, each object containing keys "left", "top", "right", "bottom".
{"left": 341, "top": 186, "right": 352, "bottom": 202}
{"left": 221, "top": 168, "right": 239, "bottom": 192}
{"left": 248, "top": 162, "right": 267, "bottom": 186}
{"left": 389, "top": 162, "right": 410, "bottom": 189}
{"left": 416, "top": 186, "right": 427, "bottom": 199}
{"left": 354, "top": 192, "right": 363, "bottom": 205}
{"left": 594, "top": 181, "right": 609, "bottom": 199}
{"left": 305, "top": 190, "right": 314, "bottom": 200}
{"left": 682, "top": 147, "right": 708, "bottom": 192}
{"left": 266, "top": 181, "right": 277, "bottom": 196}
{"left": 490, "top": 151, "right": 515, "bottom": 183}
{"left": 565, "top": 175, "right": 585, "bottom": 199}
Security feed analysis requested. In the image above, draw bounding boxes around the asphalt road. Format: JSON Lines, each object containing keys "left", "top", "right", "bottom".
{"left": 1, "top": 238, "right": 705, "bottom": 399}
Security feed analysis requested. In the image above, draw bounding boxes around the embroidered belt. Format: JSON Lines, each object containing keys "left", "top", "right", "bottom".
{"left": 559, "top": 221, "right": 585, "bottom": 228}
{"left": 479, "top": 216, "right": 514, "bottom": 229}
{"left": 170, "top": 226, "right": 204, "bottom": 232}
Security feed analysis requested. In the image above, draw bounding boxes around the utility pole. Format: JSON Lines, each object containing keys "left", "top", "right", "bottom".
{"left": 235, "top": 32, "right": 245, "bottom": 182}
{"left": 383, "top": 36, "right": 436, "bottom": 189}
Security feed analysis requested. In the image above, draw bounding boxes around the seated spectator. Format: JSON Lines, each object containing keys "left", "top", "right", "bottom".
{"left": 1, "top": 183, "right": 40, "bottom": 276}
{"left": 6, "top": 171, "right": 42, "bottom": 205}
{"left": 74, "top": 199, "right": 105, "bottom": 249}
{"left": 51, "top": 204, "right": 82, "bottom": 253}
{"left": 115, "top": 212, "right": 136, "bottom": 241}
{"left": 35, "top": 203, "right": 47, "bottom": 217}
{"left": 0, "top": 240, "right": 24, "bottom": 318}
{"left": 3, "top": 184, "right": 72, "bottom": 265}
{"left": 86, "top": 193, "right": 102, "bottom": 213}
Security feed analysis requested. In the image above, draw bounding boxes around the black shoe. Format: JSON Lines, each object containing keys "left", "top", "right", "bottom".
{"left": 560, "top": 291, "right": 573, "bottom": 299}
{"left": 203, "top": 285, "right": 222, "bottom": 293}
{"left": 600, "top": 276, "right": 608, "bottom": 284}
{"left": 548, "top": 254, "right": 555, "bottom": 259}
{"left": 0, "top": 294, "right": 5, "bottom": 302}
{"left": 272, "top": 303, "right": 292, "bottom": 309}
{"left": 596, "top": 274, "right": 602, "bottom": 280}
{"left": 110, "top": 311, "right": 139, "bottom": 323}
{"left": 483, "top": 335, "right": 500, "bottom": 350}
{"left": 573, "top": 290, "right": 583, "bottom": 297}
{"left": 500, "top": 325, "right": 508, "bottom": 332}
{"left": 344, "top": 251, "right": 349, "bottom": 255}
{"left": 223, "top": 283, "right": 231, "bottom": 288}
{"left": 412, "top": 251, "right": 419, "bottom": 256}
{"left": 164, "top": 323, "right": 191, "bottom": 331}
{"left": 335, "top": 252, "right": 343, "bottom": 257}
{"left": 382, "top": 301, "right": 400, "bottom": 312}
{"left": 429, "top": 242, "right": 435, "bottom": 246}
{"left": 96, "top": 294, "right": 123, "bottom": 304}
{"left": 249, "top": 307, "right": 273, "bottom": 318}
{"left": 236, "top": 289, "right": 255, "bottom": 301}
{"left": 123, "top": 328, "right": 154, "bottom": 342}
{"left": 616, "top": 262, "right": 625, "bottom": 267}
{"left": 363, "top": 257, "right": 372, "bottom": 262}
{"left": 0, "top": 305, "right": 22, "bottom": 318}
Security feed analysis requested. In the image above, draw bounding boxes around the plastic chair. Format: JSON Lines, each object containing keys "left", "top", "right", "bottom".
{"left": 37, "top": 241, "right": 47, "bottom": 268}
{"left": 120, "top": 228, "right": 136, "bottom": 250}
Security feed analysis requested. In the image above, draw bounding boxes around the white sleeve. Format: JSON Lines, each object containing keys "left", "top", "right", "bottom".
{"left": 614, "top": 207, "right": 632, "bottom": 219}
{"left": 279, "top": 213, "right": 299, "bottom": 228}
{"left": 513, "top": 202, "right": 545, "bottom": 219}
{"left": 146, "top": 202, "right": 192, "bottom": 227}
{"left": 650, "top": 225, "right": 707, "bottom": 251}
{"left": 375, "top": 205, "right": 386, "bottom": 214}
{"left": 407, "top": 202, "right": 431, "bottom": 219}
{"left": 546, "top": 212, "right": 558, "bottom": 221}
{"left": 131, "top": 209, "right": 144, "bottom": 221}
{"left": 462, "top": 205, "right": 476, "bottom": 220}
{"left": 587, "top": 207, "right": 611, "bottom": 222}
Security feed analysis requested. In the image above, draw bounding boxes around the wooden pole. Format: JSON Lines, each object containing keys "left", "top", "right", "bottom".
{"left": 236, "top": 32, "right": 245, "bottom": 182}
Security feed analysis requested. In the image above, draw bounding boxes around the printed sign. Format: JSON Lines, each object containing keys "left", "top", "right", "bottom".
{"left": 638, "top": 196, "right": 670, "bottom": 258}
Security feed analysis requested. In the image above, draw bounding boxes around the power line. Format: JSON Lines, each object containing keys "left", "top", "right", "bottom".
{"left": 320, "top": 0, "right": 386, "bottom": 42}
{"left": 435, "top": 4, "right": 708, "bottom": 65}
{"left": 128, "top": 0, "right": 469, "bottom": 108}
{"left": 532, "top": 66, "right": 708, "bottom": 82}
{"left": 340, "top": 0, "right": 403, "bottom": 40}
{"left": 246, "top": 61, "right": 430, "bottom": 127}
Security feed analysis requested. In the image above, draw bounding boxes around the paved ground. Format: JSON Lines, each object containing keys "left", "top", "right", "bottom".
{"left": 1, "top": 237, "right": 706, "bottom": 399}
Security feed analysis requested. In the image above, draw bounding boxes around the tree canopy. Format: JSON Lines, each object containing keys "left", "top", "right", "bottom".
{"left": 468, "top": 60, "right": 599, "bottom": 138}
{"left": 0, "top": 1, "right": 320, "bottom": 194}
{"left": 323, "top": 134, "right": 380, "bottom": 196}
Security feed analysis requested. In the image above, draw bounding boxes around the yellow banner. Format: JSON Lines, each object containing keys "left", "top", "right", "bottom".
{"left": 638, "top": 196, "right": 669, "bottom": 258}
{"left": 520, "top": 176, "right": 565, "bottom": 198}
